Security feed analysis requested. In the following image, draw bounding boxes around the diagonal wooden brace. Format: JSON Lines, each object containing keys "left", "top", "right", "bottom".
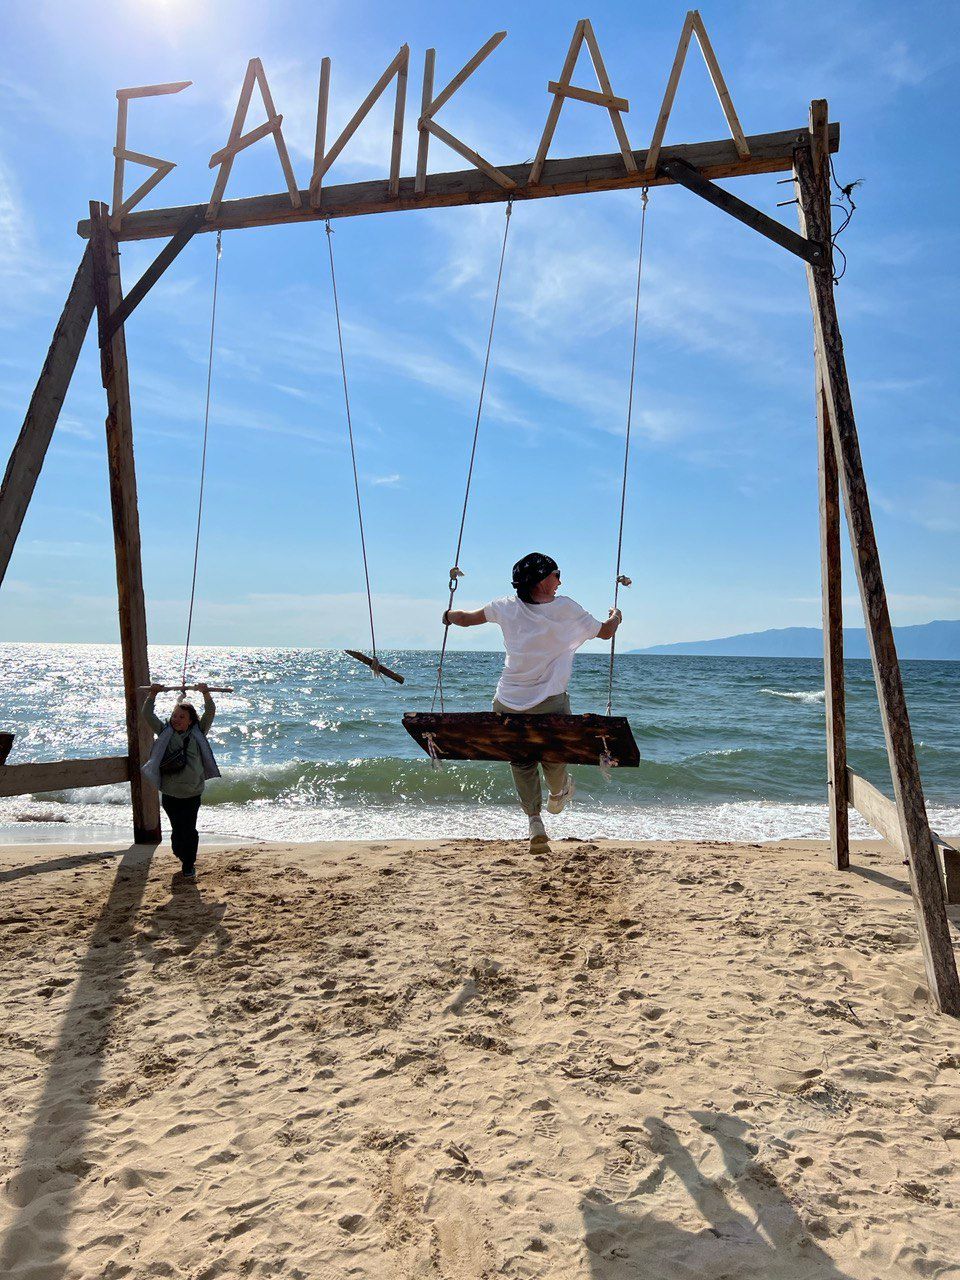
{"left": 103, "top": 208, "right": 207, "bottom": 342}
{"left": 659, "top": 156, "right": 825, "bottom": 265}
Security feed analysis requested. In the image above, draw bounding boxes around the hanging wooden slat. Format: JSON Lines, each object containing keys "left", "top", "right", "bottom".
{"left": 344, "top": 651, "right": 404, "bottom": 685}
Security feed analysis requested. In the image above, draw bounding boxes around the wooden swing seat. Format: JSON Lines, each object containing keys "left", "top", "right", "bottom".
{"left": 402, "top": 712, "right": 640, "bottom": 767}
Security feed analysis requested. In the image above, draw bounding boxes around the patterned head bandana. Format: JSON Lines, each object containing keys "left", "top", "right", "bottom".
{"left": 512, "top": 552, "right": 559, "bottom": 602}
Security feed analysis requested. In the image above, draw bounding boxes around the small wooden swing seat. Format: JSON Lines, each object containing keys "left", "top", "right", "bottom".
{"left": 344, "top": 650, "right": 404, "bottom": 684}
{"left": 138, "top": 683, "right": 234, "bottom": 694}
{"left": 402, "top": 712, "right": 640, "bottom": 767}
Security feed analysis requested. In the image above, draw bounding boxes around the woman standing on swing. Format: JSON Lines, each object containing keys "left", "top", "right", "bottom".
{"left": 141, "top": 684, "right": 220, "bottom": 879}
{"left": 445, "top": 552, "right": 622, "bottom": 847}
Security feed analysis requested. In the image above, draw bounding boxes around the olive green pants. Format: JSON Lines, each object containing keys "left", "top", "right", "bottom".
{"left": 492, "top": 692, "right": 570, "bottom": 816}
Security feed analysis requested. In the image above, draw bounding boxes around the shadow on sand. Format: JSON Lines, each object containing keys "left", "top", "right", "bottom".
{"left": 136, "top": 873, "right": 231, "bottom": 962}
{"left": 0, "top": 844, "right": 155, "bottom": 1274}
{"left": 581, "top": 1111, "right": 854, "bottom": 1278}
{"left": 0, "top": 845, "right": 128, "bottom": 885}
{"left": 0, "top": 848, "right": 231, "bottom": 1276}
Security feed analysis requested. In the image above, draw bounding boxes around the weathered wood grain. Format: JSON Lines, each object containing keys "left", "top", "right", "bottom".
{"left": 819, "top": 378, "right": 849, "bottom": 870}
{"left": 0, "top": 755, "right": 130, "bottom": 798}
{"left": 403, "top": 712, "right": 640, "bottom": 767}
{"left": 810, "top": 100, "right": 848, "bottom": 872}
{"left": 795, "top": 116, "right": 960, "bottom": 1014}
{"left": 89, "top": 203, "right": 161, "bottom": 845}
{"left": 0, "top": 247, "right": 94, "bottom": 587}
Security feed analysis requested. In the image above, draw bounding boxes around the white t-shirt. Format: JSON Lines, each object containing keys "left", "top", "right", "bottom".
{"left": 483, "top": 594, "right": 602, "bottom": 710}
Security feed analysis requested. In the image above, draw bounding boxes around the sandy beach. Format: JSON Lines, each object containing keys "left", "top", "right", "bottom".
{"left": 1, "top": 834, "right": 958, "bottom": 1279}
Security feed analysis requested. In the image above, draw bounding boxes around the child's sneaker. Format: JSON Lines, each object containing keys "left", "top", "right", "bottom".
{"left": 546, "top": 776, "right": 576, "bottom": 814}
{"left": 528, "top": 814, "right": 549, "bottom": 850}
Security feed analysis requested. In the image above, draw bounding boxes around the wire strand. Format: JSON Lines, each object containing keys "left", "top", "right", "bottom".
{"left": 432, "top": 201, "right": 514, "bottom": 712}
{"left": 326, "top": 220, "right": 380, "bottom": 669}
{"left": 181, "top": 229, "right": 222, "bottom": 692}
{"left": 606, "top": 189, "right": 649, "bottom": 716}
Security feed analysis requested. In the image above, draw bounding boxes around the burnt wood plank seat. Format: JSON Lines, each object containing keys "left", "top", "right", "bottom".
{"left": 402, "top": 712, "right": 640, "bottom": 767}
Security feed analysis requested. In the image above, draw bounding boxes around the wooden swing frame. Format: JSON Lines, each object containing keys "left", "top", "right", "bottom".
{"left": 1, "top": 33, "right": 958, "bottom": 1013}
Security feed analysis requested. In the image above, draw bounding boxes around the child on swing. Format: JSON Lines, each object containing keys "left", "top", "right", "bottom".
{"left": 444, "top": 553, "right": 622, "bottom": 849}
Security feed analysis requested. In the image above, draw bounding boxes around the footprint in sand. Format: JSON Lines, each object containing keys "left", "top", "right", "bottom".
{"left": 530, "top": 1099, "right": 559, "bottom": 1142}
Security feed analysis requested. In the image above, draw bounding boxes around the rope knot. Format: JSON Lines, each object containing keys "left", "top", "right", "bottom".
{"left": 448, "top": 566, "right": 464, "bottom": 593}
{"left": 599, "top": 735, "right": 618, "bottom": 780}
{"left": 425, "top": 731, "right": 443, "bottom": 770}
{"left": 616, "top": 574, "right": 632, "bottom": 588}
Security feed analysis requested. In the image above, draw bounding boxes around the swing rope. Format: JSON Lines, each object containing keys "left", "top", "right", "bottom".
{"left": 325, "top": 219, "right": 380, "bottom": 673}
{"left": 180, "top": 229, "right": 222, "bottom": 695}
{"left": 606, "top": 188, "right": 649, "bottom": 717}
{"left": 432, "top": 200, "right": 514, "bottom": 713}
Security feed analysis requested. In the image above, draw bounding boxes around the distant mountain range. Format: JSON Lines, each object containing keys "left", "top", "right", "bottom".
{"left": 632, "top": 620, "right": 960, "bottom": 661}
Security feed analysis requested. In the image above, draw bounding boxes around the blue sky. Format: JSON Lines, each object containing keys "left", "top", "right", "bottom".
{"left": 1, "top": 0, "right": 958, "bottom": 650}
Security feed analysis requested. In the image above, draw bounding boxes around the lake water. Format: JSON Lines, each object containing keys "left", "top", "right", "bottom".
{"left": 1, "top": 643, "right": 957, "bottom": 843}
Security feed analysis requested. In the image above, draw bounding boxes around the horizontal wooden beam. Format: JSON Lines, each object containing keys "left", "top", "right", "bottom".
{"left": 76, "top": 122, "right": 840, "bottom": 243}
{"left": 848, "top": 769, "right": 960, "bottom": 904}
{"left": 0, "top": 755, "right": 131, "bottom": 798}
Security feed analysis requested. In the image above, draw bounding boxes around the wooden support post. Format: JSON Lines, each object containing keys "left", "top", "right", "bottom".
{"left": 811, "top": 97, "right": 848, "bottom": 872}
{"left": 819, "top": 377, "right": 849, "bottom": 869}
{"left": 88, "top": 201, "right": 161, "bottom": 846}
{"left": 795, "top": 106, "right": 960, "bottom": 1015}
{"left": 0, "top": 247, "right": 95, "bottom": 586}
{"left": 942, "top": 843, "right": 960, "bottom": 907}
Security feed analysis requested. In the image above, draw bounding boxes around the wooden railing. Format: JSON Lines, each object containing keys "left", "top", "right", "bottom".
{"left": 0, "top": 755, "right": 131, "bottom": 798}
{"left": 848, "top": 768, "right": 960, "bottom": 905}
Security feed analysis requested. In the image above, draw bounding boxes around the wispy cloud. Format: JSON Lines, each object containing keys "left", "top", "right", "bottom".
{"left": 0, "top": 154, "right": 59, "bottom": 323}
{"left": 742, "top": 1, "right": 953, "bottom": 107}
{"left": 876, "top": 480, "right": 960, "bottom": 534}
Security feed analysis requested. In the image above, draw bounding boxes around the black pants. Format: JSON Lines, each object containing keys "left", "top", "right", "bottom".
{"left": 161, "top": 793, "right": 202, "bottom": 871}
